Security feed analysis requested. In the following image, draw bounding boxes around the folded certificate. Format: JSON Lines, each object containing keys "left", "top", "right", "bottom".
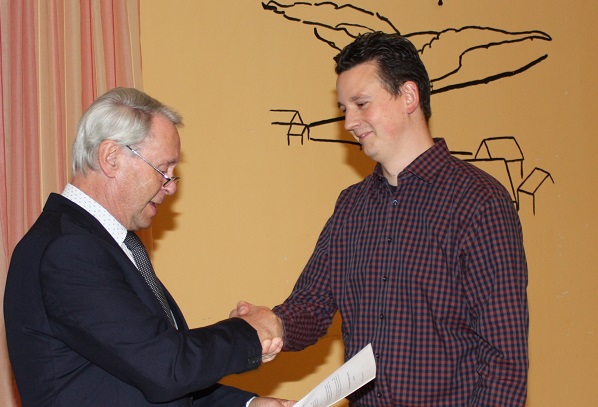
{"left": 295, "top": 343, "right": 376, "bottom": 407}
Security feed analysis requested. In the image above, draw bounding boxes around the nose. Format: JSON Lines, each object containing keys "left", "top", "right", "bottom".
{"left": 343, "top": 108, "right": 359, "bottom": 132}
{"left": 162, "top": 181, "right": 178, "bottom": 195}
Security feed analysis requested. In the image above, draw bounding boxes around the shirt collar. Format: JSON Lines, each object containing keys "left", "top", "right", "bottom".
{"left": 62, "top": 183, "right": 128, "bottom": 246}
{"left": 373, "top": 138, "right": 451, "bottom": 185}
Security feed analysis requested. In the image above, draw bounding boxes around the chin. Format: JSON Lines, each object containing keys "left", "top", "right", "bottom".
{"left": 132, "top": 216, "right": 153, "bottom": 231}
{"left": 362, "top": 148, "right": 377, "bottom": 160}
{"left": 140, "top": 219, "right": 153, "bottom": 230}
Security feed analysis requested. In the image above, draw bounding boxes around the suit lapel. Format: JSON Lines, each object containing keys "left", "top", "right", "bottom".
{"left": 46, "top": 193, "right": 184, "bottom": 328}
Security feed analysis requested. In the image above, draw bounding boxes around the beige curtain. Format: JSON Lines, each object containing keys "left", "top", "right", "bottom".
{"left": 0, "top": 1, "right": 142, "bottom": 405}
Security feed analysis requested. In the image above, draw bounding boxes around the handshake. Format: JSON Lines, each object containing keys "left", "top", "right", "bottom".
{"left": 229, "top": 301, "right": 283, "bottom": 363}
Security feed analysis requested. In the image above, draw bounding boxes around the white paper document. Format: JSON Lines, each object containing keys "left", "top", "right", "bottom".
{"left": 294, "top": 343, "right": 376, "bottom": 407}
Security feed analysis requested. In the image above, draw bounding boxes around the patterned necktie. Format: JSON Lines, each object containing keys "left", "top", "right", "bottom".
{"left": 124, "top": 231, "right": 176, "bottom": 328}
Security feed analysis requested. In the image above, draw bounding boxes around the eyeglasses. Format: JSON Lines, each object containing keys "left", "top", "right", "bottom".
{"left": 125, "top": 145, "right": 180, "bottom": 188}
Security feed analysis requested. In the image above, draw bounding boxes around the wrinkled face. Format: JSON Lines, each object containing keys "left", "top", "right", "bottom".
{"left": 336, "top": 61, "right": 408, "bottom": 165}
{"left": 116, "top": 114, "right": 181, "bottom": 231}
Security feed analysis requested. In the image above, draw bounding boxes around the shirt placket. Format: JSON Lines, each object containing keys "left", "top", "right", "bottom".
{"left": 368, "top": 177, "right": 407, "bottom": 405}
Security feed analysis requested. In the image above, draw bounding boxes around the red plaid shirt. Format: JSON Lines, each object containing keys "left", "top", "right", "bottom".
{"left": 274, "top": 138, "right": 528, "bottom": 406}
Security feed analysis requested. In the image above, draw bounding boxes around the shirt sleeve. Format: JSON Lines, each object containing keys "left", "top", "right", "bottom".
{"left": 273, "top": 217, "right": 338, "bottom": 351}
{"left": 462, "top": 195, "right": 529, "bottom": 406}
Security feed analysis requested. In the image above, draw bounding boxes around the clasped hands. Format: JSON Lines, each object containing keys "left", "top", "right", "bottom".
{"left": 230, "top": 302, "right": 296, "bottom": 406}
{"left": 230, "top": 301, "right": 283, "bottom": 363}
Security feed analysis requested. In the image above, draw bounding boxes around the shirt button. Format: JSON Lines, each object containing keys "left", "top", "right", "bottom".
{"left": 379, "top": 313, "right": 384, "bottom": 320}
{"left": 377, "top": 392, "right": 382, "bottom": 397}
{"left": 375, "top": 353, "right": 380, "bottom": 359}
{"left": 387, "top": 237, "right": 392, "bottom": 243}
{"left": 392, "top": 199, "right": 398, "bottom": 207}
{"left": 382, "top": 276, "right": 387, "bottom": 282}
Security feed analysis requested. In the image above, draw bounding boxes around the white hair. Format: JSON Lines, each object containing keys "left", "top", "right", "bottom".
{"left": 72, "top": 87, "right": 183, "bottom": 175}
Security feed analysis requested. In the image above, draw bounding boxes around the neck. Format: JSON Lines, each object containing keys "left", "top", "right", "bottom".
{"left": 381, "top": 130, "right": 434, "bottom": 186}
{"left": 71, "top": 172, "right": 118, "bottom": 217}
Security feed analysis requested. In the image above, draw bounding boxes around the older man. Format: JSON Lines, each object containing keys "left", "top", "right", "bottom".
{"left": 5, "top": 88, "right": 290, "bottom": 407}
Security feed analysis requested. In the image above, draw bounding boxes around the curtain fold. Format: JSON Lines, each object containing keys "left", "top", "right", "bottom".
{"left": 1, "top": 1, "right": 39, "bottom": 403}
{"left": 1, "top": 1, "right": 142, "bottom": 405}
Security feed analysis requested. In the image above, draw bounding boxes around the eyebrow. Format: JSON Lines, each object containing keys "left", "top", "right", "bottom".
{"left": 139, "top": 149, "right": 179, "bottom": 168}
{"left": 338, "top": 94, "right": 368, "bottom": 109}
{"left": 162, "top": 159, "right": 179, "bottom": 168}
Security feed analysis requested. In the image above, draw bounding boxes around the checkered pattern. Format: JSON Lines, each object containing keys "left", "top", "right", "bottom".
{"left": 274, "top": 139, "right": 528, "bottom": 406}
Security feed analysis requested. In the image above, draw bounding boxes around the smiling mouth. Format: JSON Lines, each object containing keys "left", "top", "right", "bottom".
{"left": 355, "top": 131, "right": 371, "bottom": 141}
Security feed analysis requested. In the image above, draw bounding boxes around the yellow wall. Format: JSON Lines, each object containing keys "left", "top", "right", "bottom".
{"left": 140, "top": 1, "right": 597, "bottom": 405}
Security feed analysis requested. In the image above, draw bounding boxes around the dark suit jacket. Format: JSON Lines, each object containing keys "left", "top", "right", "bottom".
{"left": 4, "top": 193, "right": 262, "bottom": 406}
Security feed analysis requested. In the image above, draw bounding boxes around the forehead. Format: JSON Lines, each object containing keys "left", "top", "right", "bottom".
{"left": 336, "top": 62, "right": 383, "bottom": 100}
{"left": 142, "top": 115, "right": 181, "bottom": 161}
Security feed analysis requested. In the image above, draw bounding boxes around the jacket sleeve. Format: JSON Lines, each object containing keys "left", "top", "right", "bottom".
{"left": 40, "top": 233, "right": 262, "bottom": 403}
{"left": 191, "top": 384, "right": 257, "bottom": 407}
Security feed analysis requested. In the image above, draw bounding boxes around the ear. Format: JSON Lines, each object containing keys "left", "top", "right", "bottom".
{"left": 97, "top": 140, "right": 121, "bottom": 178}
{"left": 401, "top": 81, "right": 420, "bottom": 114}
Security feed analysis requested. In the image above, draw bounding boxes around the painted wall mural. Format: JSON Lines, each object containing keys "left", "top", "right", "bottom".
{"left": 263, "top": 1, "right": 554, "bottom": 214}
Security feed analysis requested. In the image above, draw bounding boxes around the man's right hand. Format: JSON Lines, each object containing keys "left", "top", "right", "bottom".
{"left": 230, "top": 301, "right": 284, "bottom": 362}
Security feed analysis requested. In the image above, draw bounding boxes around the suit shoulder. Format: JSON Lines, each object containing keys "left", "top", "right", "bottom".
{"left": 11, "top": 194, "right": 116, "bottom": 264}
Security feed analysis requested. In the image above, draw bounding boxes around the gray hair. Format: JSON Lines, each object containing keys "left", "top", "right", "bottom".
{"left": 72, "top": 87, "right": 183, "bottom": 174}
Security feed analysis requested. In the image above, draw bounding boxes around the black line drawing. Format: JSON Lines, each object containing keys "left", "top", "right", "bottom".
{"left": 262, "top": 1, "right": 552, "bottom": 94}
{"left": 517, "top": 168, "right": 554, "bottom": 215}
{"left": 456, "top": 137, "right": 554, "bottom": 214}
{"left": 271, "top": 109, "right": 360, "bottom": 147}
{"left": 263, "top": 1, "right": 554, "bottom": 213}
